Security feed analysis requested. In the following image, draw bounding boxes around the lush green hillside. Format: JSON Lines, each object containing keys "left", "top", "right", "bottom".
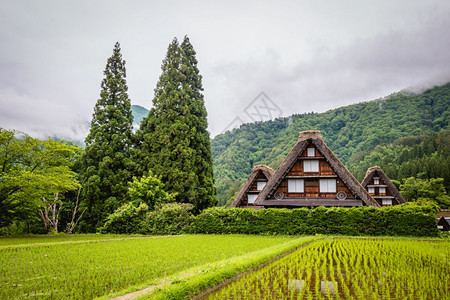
{"left": 211, "top": 83, "right": 450, "bottom": 206}
{"left": 349, "top": 130, "right": 450, "bottom": 190}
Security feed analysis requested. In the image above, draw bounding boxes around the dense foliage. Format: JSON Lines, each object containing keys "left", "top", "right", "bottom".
{"left": 134, "top": 36, "right": 216, "bottom": 213}
{"left": 0, "top": 128, "right": 80, "bottom": 231}
{"left": 98, "top": 202, "right": 149, "bottom": 234}
{"left": 99, "top": 202, "right": 193, "bottom": 235}
{"left": 80, "top": 42, "right": 135, "bottom": 231}
{"left": 190, "top": 204, "right": 439, "bottom": 237}
{"left": 212, "top": 84, "right": 450, "bottom": 206}
{"left": 399, "top": 177, "right": 450, "bottom": 208}
{"left": 127, "top": 173, "right": 174, "bottom": 209}
{"left": 140, "top": 202, "right": 194, "bottom": 235}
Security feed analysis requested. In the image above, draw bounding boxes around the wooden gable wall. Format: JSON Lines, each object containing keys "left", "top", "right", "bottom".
{"left": 248, "top": 171, "right": 269, "bottom": 191}
{"left": 240, "top": 170, "right": 269, "bottom": 206}
{"left": 365, "top": 170, "right": 401, "bottom": 206}
{"left": 273, "top": 143, "right": 356, "bottom": 199}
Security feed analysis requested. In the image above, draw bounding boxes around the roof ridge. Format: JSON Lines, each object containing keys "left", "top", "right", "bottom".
{"left": 298, "top": 130, "right": 322, "bottom": 141}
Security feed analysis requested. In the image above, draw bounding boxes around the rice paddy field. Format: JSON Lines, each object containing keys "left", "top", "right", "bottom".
{"left": 203, "top": 238, "right": 450, "bottom": 299}
{"left": 0, "top": 234, "right": 308, "bottom": 299}
{"left": 2, "top": 235, "right": 449, "bottom": 299}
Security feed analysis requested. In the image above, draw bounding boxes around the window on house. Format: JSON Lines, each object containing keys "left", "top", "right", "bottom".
{"left": 303, "top": 160, "right": 319, "bottom": 172}
{"left": 247, "top": 194, "right": 258, "bottom": 204}
{"left": 382, "top": 199, "right": 392, "bottom": 206}
{"left": 256, "top": 181, "right": 266, "bottom": 191}
{"left": 368, "top": 187, "right": 375, "bottom": 194}
{"left": 307, "top": 148, "right": 315, "bottom": 157}
{"left": 288, "top": 179, "right": 304, "bottom": 193}
{"left": 374, "top": 178, "right": 380, "bottom": 185}
{"left": 379, "top": 187, "right": 386, "bottom": 194}
{"left": 320, "top": 179, "right": 336, "bottom": 193}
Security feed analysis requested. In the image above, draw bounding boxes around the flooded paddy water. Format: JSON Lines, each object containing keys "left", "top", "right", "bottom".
{"left": 199, "top": 238, "right": 450, "bottom": 299}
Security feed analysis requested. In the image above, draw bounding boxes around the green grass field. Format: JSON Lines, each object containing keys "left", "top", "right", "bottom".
{"left": 0, "top": 234, "right": 138, "bottom": 247}
{"left": 2, "top": 235, "right": 447, "bottom": 299}
{"left": 205, "top": 238, "right": 450, "bottom": 299}
{"left": 0, "top": 234, "right": 310, "bottom": 299}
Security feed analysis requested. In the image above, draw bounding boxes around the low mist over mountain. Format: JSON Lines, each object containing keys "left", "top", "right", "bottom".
{"left": 55, "top": 105, "right": 149, "bottom": 146}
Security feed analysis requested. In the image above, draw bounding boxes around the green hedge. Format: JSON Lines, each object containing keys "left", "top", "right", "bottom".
{"left": 140, "top": 203, "right": 194, "bottom": 235}
{"left": 189, "top": 204, "right": 439, "bottom": 237}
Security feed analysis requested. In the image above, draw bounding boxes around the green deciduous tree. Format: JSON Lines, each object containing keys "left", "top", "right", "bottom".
{"left": 400, "top": 177, "right": 450, "bottom": 208}
{"left": 0, "top": 128, "right": 80, "bottom": 231}
{"left": 127, "top": 173, "right": 174, "bottom": 210}
{"left": 135, "top": 36, "right": 216, "bottom": 212}
{"left": 81, "top": 42, "right": 135, "bottom": 230}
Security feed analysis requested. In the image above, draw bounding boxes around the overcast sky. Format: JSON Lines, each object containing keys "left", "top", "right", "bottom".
{"left": 1, "top": 0, "right": 450, "bottom": 140}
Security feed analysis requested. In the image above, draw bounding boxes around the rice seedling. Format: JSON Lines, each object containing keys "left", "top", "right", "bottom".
{"left": 204, "top": 238, "right": 450, "bottom": 299}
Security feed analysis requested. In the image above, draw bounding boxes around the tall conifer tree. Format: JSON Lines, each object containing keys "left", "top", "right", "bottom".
{"left": 135, "top": 36, "right": 216, "bottom": 212}
{"left": 81, "top": 42, "right": 135, "bottom": 230}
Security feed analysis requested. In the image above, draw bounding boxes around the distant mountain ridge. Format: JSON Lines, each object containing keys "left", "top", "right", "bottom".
{"left": 211, "top": 82, "right": 450, "bottom": 205}
{"left": 131, "top": 105, "right": 149, "bottom": 129}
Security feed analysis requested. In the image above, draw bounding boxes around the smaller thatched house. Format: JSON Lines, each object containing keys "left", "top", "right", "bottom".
{"left": 361, "top": 166, "right": 407, "bottom": 206}
{"left": 229, "top": 165, "right": 275, "bottom": 208}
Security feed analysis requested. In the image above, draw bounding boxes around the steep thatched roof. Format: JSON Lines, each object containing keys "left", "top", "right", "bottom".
{"left": 361, "top": 166, "right": 407, "bottom": 204}
{"left": 229, "top": 165, "right": 275, "bottom": 208}
{"left": 255, "top": 130, "right": 380, "bottom": 207}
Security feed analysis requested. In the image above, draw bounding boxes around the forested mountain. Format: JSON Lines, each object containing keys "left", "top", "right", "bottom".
{"left": 131, "top": 105, "right": 149, "bottom": 128}
{"left": 211, "top": 83, "right": 450, "bottom": 206}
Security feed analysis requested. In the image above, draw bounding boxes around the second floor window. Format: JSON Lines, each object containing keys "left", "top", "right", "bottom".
{"left": 303, "top": 160, "right": 319, "bottom": 172}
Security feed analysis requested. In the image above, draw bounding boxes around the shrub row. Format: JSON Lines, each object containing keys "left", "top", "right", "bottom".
{"left": 99, "top": 202, "right": 439, "bottom": 237}
{"left": 189, "top": 204, "right": 439, "bottom": 237}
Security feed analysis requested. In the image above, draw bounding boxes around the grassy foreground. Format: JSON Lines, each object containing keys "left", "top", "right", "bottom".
{"left": 0, "top": 234, "right": 314, "bottom": 299}
{"left": 0, "top": 234, "right": 140, "bottom": 247}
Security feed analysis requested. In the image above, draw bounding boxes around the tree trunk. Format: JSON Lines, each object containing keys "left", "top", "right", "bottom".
{"left": 39, "top": 194, "right": 62, "bottom": 233}
{"left": 66, "top": 186, "right": 86, "bottom": 234}
{"left": 38, "top": 198, "right": 50, "bottom": 233}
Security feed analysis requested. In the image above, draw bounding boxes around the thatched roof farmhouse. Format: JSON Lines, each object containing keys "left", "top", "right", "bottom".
{"left": 232, "top": 130, "right": 380, "bottom": 209}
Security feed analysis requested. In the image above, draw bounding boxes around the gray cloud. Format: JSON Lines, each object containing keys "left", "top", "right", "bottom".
{"left": 207, "top": 4, "right": 450, "bottom": 134}
{"left": 1, "top": 1, "right": 449, "bottom": 139}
